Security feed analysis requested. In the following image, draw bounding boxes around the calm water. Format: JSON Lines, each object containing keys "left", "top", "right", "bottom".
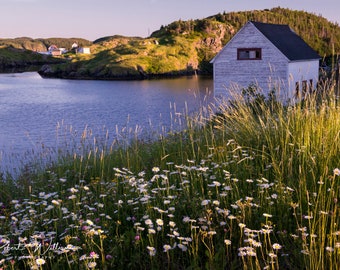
{"left": 0, "top": 72, "right": 213, "bottom": 175}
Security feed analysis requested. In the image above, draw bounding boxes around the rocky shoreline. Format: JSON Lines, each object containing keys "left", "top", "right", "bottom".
{"left": 38, "top": 64, "right": 202, "bottom": 80}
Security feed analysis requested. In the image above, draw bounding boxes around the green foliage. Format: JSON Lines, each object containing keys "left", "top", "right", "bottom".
{"left": 0, "top": 45, "right": 62, "bottom": 72}
{"left": 0, "top": 37, "right": 91, "bottom": 52}
{"left": 152, "top": 7, "right": 340, "bottom": 57}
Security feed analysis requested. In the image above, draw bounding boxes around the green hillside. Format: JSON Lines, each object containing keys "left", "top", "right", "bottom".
{"left": 0, "top": 37, "right": 92, "bottom": 52}
{"left": 0, "top": 37, "right": 91, "bottom": 71}
{"left": 1, "top": 7, "right": 340, "bottom": 78}
{"left": 0, "top": 45, "right": 62, "bottom": 72}
{"left": 152, "top": 7, "right": 340, "bottom": 56}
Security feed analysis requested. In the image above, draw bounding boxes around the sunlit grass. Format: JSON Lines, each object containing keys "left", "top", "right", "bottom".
{"left": 0, "top": 77, "right": 339, "bottom": 269}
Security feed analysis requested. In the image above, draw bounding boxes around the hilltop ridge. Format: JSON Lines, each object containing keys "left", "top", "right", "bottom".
{"left": 1, "top": 7, "right": 339, "bottom": 79}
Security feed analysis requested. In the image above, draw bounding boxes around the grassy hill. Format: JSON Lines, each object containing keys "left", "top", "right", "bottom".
{"left": 1, "top": 7, "right": 340, "bottom": 78}
{"left": 0, "top": 37, "right": 92, "bottom": 52}
{"left": 0, "top": 37, "right": 92, "bottom": 72}
{"left": 0, "top": 45, "right": 61, "bottom": 72}
{"left": 0, "top": 37, "right": 91, "bottom": 71}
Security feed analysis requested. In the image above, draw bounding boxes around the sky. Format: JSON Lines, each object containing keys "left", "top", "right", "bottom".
{"left": 0, "top": 0, "right": 339, "bottom": 41}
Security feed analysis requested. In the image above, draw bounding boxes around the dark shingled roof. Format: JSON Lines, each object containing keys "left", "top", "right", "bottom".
{"left": 251, "top": 21, "right": 320, "bottom": 61}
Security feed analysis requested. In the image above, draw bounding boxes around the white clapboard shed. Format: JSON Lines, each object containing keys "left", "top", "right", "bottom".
{"left": 210, "top": 21, "right": 320, "bottom": 100}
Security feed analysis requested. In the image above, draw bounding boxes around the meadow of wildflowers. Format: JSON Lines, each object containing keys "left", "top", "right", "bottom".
{"left": 0, "top": 79, "right": 339, "bottom": 269}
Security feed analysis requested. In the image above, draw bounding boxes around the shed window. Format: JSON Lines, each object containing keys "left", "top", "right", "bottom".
{"left": 237, "top": 48, "right": 262, "bottom": 60}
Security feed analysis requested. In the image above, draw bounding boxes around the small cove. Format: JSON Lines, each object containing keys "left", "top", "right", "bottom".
{"left": 0, "top": 72, "right": 213, "bottom": 177}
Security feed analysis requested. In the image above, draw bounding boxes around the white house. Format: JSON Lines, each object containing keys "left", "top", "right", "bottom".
{"left": 77, "top": 47, "right": 91, "bottom": 54}
{"left": 71, "top": 42, "right": 78, "bottom": 49}
{"left": 210, "top": 21, "right": 320, "bottom": 101}
{"left": 47, "top": 45, "right": 67, "bottom": 56}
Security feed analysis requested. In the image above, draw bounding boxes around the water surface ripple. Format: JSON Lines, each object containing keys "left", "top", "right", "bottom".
{"left": 0, "top": 72, "right": 213, "bottom": 176}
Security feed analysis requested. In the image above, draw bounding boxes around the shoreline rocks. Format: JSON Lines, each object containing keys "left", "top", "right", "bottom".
{"left": 38, "top": 64, "right": 203, "bottom": 81}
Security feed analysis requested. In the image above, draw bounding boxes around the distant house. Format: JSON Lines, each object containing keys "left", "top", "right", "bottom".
{"left": 48, "top": 44, "right": 60, "bottom": 56}
{"left": 77, "top": 47, "right": 91, "bottom": 54}
{"left": 210, "top": 21, "right": 320, "bottom": 101}
{"left": 47, "top": 44, "right": 66, "bottom": 56}
{"left": 71, "top": 42, "right": 78, "bottom": 49}
{"left": 59, "top": 48, "right": 67, "bottom": 54}
{"left": 48, "top": 45, "right": 58, "bottom": 52}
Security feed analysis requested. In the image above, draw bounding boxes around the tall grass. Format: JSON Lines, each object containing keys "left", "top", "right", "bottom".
{"left": 0, "top": 78, "right": 339, "bottom": 269}
{"left": 212, "top": 80, "right": 340, "bottom": 269}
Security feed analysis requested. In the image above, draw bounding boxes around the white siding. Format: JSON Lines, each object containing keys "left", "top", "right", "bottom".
{"left": 212, "top": 22, "right": 289, "bottom": 98}
{"left": 287, "top": 60, "right": 319, "bottom": 99}
{"left": 77, "top": 47, "right": 91, "bottom": 54}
